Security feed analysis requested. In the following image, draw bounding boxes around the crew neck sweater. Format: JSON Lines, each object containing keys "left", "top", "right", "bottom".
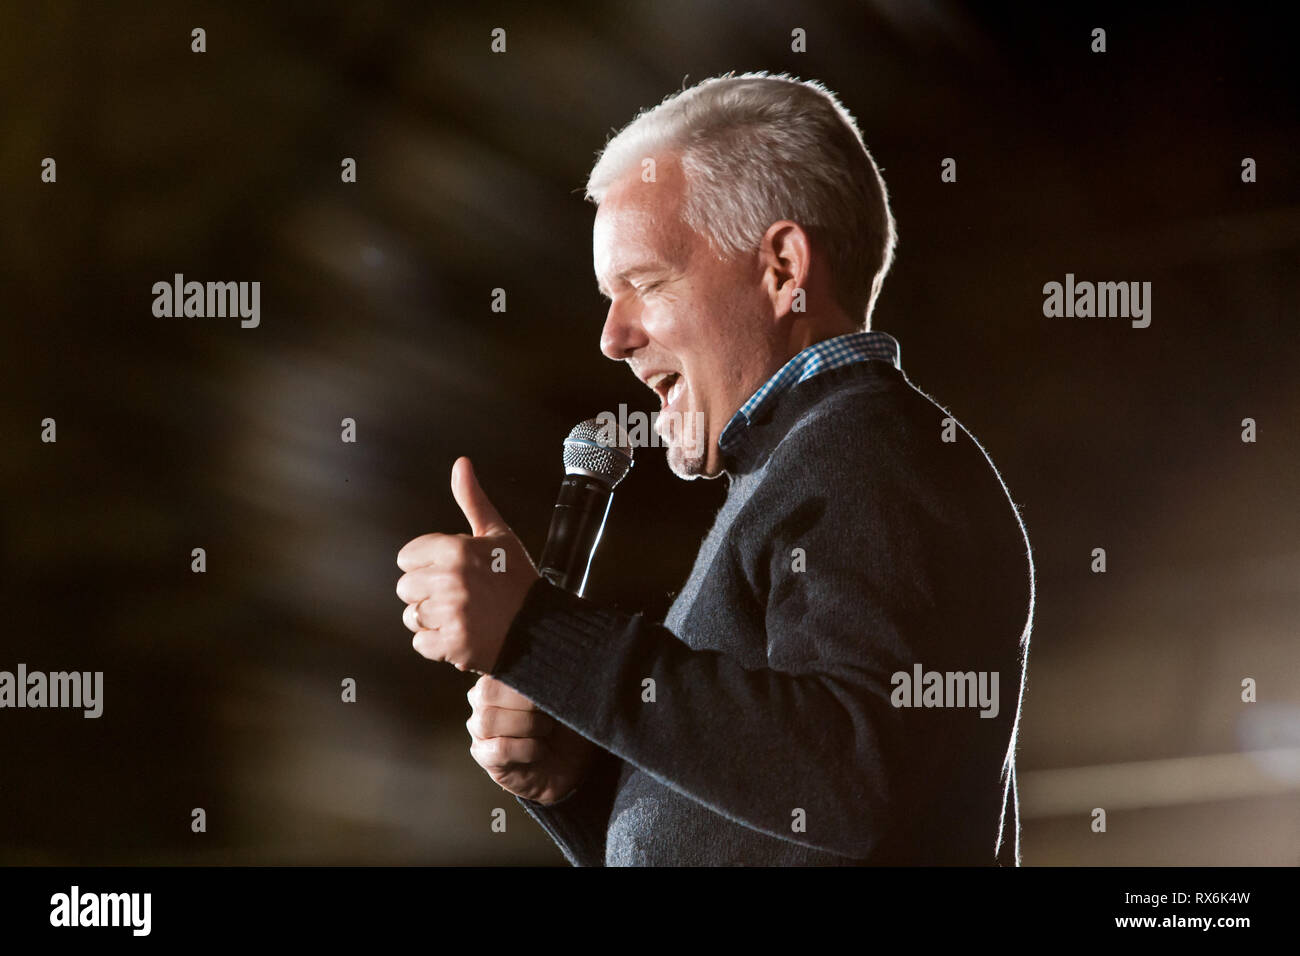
{"left": 492, "top": 354, "right": 1035, "bottom": 865}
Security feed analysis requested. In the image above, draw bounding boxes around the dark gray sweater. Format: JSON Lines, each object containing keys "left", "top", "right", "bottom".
{"left": 493, "top": 359, "right": 1034, "bottom": 865}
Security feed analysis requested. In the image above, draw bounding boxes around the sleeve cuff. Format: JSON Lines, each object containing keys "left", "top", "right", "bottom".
{"left": 492, "top": 576, "right": 630, "bottom": 714}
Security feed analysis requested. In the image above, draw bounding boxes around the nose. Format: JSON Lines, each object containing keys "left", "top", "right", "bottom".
{"left": 599, "top": 296, "right": 649, "bottom": 361}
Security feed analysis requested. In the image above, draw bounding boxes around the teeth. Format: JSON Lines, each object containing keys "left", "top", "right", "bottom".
{"left": 647, "top": 372, "right": 674, "bottom": 389}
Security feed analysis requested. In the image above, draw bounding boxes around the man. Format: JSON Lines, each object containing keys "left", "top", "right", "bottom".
{"left": 396, "top": 72, "right": 1035, "bottom": 865}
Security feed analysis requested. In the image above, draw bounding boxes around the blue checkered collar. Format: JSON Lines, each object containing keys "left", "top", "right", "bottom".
{"left": 717, "top": 330, "right": 901, "bottom": 452}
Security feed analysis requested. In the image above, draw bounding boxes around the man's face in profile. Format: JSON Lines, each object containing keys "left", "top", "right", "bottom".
{"left": 594, "top": 154, "right": 777, "bottom": 479}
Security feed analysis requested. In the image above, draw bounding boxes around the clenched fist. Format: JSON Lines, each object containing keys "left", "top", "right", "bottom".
{"left": 466, "top": 674, "right": 600, "bottom": 805}
{"left": 396, "top": 457, "right": 539, "bottom": 675}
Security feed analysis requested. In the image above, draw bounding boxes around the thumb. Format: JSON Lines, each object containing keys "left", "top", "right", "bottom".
{"left": 451, "top": 456, "right": 510, "bottom": 537}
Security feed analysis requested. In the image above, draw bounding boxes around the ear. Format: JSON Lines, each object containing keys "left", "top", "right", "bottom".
{"left": 757, "top": 220, "right": 813, "bottom": 320}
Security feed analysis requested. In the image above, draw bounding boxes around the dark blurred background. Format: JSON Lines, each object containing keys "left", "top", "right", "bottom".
{"left": 1, "top": 1, "right": 1297, "bottom": 864}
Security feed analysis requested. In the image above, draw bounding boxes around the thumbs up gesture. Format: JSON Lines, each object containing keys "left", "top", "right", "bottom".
{"left": 396, "top": 457, "right": 540, "bottom": 674}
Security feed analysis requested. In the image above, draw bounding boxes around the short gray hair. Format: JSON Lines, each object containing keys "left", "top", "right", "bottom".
{"left": 586, "top": 71, "right": 897, "bottom": 326}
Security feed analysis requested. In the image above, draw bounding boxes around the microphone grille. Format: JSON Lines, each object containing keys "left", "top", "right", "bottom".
{"left": 562, "top": 418, "right": 634, "bottom": 487}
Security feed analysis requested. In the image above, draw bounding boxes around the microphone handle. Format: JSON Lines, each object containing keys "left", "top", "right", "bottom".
{"left": 538, "top": 474, "right": 613, "bottom": 596}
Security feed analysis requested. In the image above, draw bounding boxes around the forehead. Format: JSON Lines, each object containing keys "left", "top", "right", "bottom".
{"left": 593, "top": 163, "right": 692, "bottom": 286}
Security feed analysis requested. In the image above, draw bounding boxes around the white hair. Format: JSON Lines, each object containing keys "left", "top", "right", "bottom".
{"left": 586, "top": 71, "right": 897, "bottom": 326}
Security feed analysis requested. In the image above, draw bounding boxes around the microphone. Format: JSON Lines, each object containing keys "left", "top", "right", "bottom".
{"left": 537, "top": 418, "right": 634, "bottom": 596}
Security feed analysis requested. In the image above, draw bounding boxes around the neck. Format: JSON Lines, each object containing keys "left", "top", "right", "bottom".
{"left": 786, "top": 313, "right": 860, "bottom": 360}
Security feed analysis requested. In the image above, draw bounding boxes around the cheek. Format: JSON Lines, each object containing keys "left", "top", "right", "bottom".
{"left": 646, "top": 276, "right": 755, "bottom": 385}
{"left": 694, "top": 304, "right": 750, "bottom": 375}
{"left": 639, "top": 307, "right": 675, "bottom": 346}
{"left": 640, "top": 296, "right": 698, "bottom": 356}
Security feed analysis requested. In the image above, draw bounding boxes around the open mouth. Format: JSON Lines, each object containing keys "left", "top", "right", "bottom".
{"left": 647, "top": 371, "right": 683, "bottom": 410}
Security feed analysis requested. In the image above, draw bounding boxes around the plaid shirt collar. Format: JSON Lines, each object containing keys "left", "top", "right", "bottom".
{"left": 718, "top": 330, "right": 901, "bottom": 450}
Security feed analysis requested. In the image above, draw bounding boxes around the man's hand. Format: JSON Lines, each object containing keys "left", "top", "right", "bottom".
{"left": 467, "top": 675, "right": 601, "bottom": 805}
{"left": 396, "top": 457, "right": 539, "bottom": 675}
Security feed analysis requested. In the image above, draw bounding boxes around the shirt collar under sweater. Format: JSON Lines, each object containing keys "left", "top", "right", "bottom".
{"left": 717, "top": 330, "right": 901, "bottom": 474}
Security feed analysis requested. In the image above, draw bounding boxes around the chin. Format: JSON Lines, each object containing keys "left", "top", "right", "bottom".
{"left": 665, "top": 443, "right": 719, "bottom": 480}
{"left": 660, "top": 404, "right": 714, "bottom": 479}
{"left": 665, "top": 447, "right": 705, "bottom": 480}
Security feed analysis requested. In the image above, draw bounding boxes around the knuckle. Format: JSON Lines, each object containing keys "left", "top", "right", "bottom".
{"left": 396, "top": 535, "right": 430, "bottom": 569}
{"left": 482, "top": 675, "right": 508, "bottom": 705}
